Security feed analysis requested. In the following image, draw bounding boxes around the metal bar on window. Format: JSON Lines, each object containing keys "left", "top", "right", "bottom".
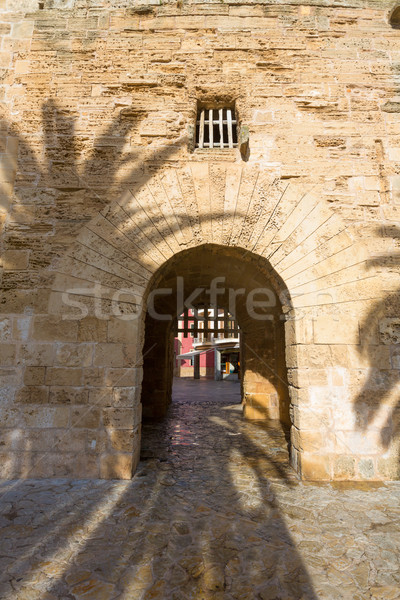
{"left": 219, "top": 108, "right": 223, "bottom": 148}
{"left": 204, "top": 305, "right": 209, "bottom": 339}
{"left": 209, "top": 109, "right": 213, "bottom": 149}
{"left": 227, "top": 109, "right": 233, "bottom": 148}
{"left": 177, "top": 328, "right": 239, "bottom": 334}
{"left": 199, "top": 109, "right": 205, "bottom": 149}
{"left": 233, "top": 319, "right": 239, "bottom": 336}
{"left": 224, "top": 310, "right": 229, "bottom": 336}
{"left": 196, "top": 108, "right": 238, "bottom": 149}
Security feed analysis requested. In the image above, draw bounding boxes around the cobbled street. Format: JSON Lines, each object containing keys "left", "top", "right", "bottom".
{"left": 0, "top": 379, "right": 399, "bottom": 600}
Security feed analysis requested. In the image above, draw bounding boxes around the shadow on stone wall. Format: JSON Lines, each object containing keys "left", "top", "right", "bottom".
{"left": 2, "top": 97, "right": 188, "bottom": 275}
{"left": 1, "top": 100, "right": 297, "bottom": 484}
{"left": 0, "top": 104, "right": 318, "bottom": 598}
{"left": 354, "top": 225, "right": 400, "bottom": 477}
{"left": 1, "top": 100, "right": 191, "bottom": 480}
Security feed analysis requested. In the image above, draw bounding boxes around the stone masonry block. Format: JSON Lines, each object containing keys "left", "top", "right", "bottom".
{"left": 285, "top": 318, "right": 314, "bottom": 346}
{"left": 379, "top": 318, "right": 400, "bottom": 345}
{"left": 0, "top": 52, "right": 11, "bottom": 68}
{"left": 107, "top": 427, "right": 139, "bottom": 452}
{"left": 14, "top": 60, "right": 30, "bottom": 75}
{"left": 23, "top": 406, "right": 70, "bottom": 428}
{"left": 0, "top": 343, "right": 16, "bottom": 366}
{"left": 12, "top": 21, "right": 34, "bottom": 39}
{"left": 78, "top": 317, "right": 108, "bottom": 342}
{"left": 112, "top": 387, "right": 138, "bottom": 407}
{"left": 16, "top": 386, "right": 49, "bottom": 404}
{"left": 33, "top": 316, "right": 78, "bottom": 342}
{"left": 49, "top": 387, "right": 88, "bottom": 405}
{"left": 300, "top": 453, "right": 331, "bottom": 481}
{"left": 94, "top": 343, "right": 125, "bottom": 367}
{"left": 102, "top": 408, "right": 134, "bottom": 429}
{"left": 83, "top": 368, "right": 107, "bottom": 387}
{"left": 333, "top": 455, "right": 356, "bottom": 479}
{"left": 70, "top": 407, "right": 101, "bottom": 429}
{"left": 88, "top": 388, "right": 113, "bottom": 407}
{"left": 105, "top": 368, "right": 142, "bottom": 387}
{"left": 313, "top": 316, "right": 360, "bottom": 345}
{"left": 0, "top": 318, "right": 12, "bottom": 342}
{"left": 100, "top": 453, "right": 133, "bottom": 479}
{"left": 13, "top": 317, "right": 31, "bottom": 342}
{"left": 55, "top": 343, "right": 93, "bottom": 367}
{"left": 2, "top": 250, "right": 29, "bottom": 269}
{"left": 31, "top": 453, "right": 99, "bottom": 479}
{"left": 107, "top": 318, "right": 140, "bottom": 343}
{"left": 20, "top": 344, "right": 54, "bottom": 366}
{"left": 24, "top": 366, "right": 46, "bottom": 385}
{"left": 347, "top": 345, "right": 391, "bottom": 369}
{"left": 45, "top": 367, "right": 83, "bottom": 386}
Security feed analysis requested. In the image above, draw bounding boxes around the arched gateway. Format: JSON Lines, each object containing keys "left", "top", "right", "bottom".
{"left": 1, "top": 160, "right": 395, "bottom": 481}
{"left": 140, "top": 244, "right": 290, "bottom": 425}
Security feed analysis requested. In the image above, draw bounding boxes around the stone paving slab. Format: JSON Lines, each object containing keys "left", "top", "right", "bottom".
{"left": 0, "top": 379, "right": 399, "bottom": 599}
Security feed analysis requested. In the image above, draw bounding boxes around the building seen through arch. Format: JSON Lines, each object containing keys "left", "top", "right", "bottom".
{"left": 174, "top": 306, "right": 240, "bottom": 381}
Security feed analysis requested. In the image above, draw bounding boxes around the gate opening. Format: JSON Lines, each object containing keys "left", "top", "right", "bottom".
{"left": 139, "top": 244, "right": 292, "bottom": 459}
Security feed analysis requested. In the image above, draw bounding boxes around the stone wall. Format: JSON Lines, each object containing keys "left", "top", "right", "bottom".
{"left": 0, "top": 0, "right": 399, "bottom": 480}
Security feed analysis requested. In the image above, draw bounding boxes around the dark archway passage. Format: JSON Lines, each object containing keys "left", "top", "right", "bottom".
{"left": 140, "top": 244, "right": 292, "bottom": 460}
{"left": 134, "top": 247, "right": 314, "bottom": 598}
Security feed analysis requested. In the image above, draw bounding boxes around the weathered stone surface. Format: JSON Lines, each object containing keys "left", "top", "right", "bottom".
{"left": 0, "top": 0, "right": 399, "bottom": 481}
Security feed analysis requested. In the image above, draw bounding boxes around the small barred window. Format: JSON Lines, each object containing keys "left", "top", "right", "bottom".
{"left": 195, "top": 107, "right": 238, "bottom": 149}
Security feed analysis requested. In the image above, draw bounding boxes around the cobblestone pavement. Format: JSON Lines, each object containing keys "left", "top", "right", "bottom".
{"left": 0, "top": 378, "right": 400, "bottom": 600}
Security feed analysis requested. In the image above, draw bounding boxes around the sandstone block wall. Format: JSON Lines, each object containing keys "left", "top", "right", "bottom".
{"left": 0, "top": 0, "right": 399, "bottom": 480}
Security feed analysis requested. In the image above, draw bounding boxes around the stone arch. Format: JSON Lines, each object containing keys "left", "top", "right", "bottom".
{"left": 140, "top": 243, "right": 291, "bottom": 426}
{"left": 5, "top": 162, "right": 389, "bottom": 480}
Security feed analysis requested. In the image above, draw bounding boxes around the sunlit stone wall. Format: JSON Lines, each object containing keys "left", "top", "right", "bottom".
{"left": 0, "top": 0, "right": 399, "bottom": 480}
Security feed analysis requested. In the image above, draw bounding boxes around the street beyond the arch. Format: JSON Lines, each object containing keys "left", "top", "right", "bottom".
{"left": 0, "top": 379, "right": 399, "bottom": 600}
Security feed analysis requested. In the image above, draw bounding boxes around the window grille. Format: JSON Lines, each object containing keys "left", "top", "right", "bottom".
{"left": 196, "top": 108, "right": 238, "bottom": 149}
{"left": 175, "top": 306, "right": 239, "bottom": 338}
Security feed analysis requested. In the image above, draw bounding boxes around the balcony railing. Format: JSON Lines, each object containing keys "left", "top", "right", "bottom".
{"left": 193, "top": 334, "right": 240, "bottom": 348}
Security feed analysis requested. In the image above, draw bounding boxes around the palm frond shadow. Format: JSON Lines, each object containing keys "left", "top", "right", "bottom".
{"left": 0, "top": 104, "right": 319, "bottom": 599}
{"left": 354, "top": 226, "right": 400, "bottom": 450}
